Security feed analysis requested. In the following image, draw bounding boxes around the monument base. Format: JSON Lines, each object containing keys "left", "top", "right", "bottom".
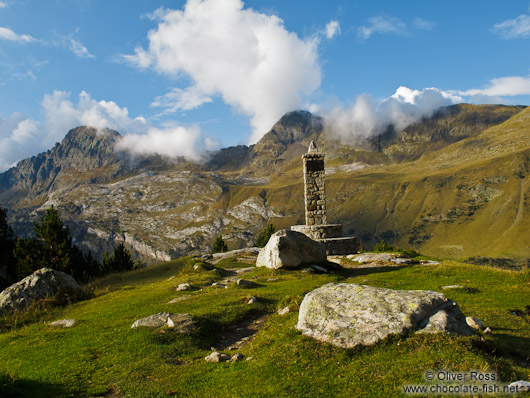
{"left": 319, "top": 237, "right": 358, "bottom": 255}
{"left": 290, "top": 224, "right": 358, "bottom": 255}
{"left": 291, "top": 224, "right": 342, "bottom": 240}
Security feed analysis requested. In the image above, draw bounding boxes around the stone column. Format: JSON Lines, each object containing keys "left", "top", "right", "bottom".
{"left": 303, "top": 141, "right": 327, "bottom": 226}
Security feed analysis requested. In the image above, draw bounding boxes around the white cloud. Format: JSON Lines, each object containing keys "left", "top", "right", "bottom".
{"left": 67, "top": 38, "right": 95, "bottom": 58}
{"left": 456, "top": 75, "right": 530, "bottom": 97}
{"left": 0, "top": 114, "right": 42, "bottom": 171}
{"left": 151, "top": 87, "right": 213, "bottom": 114}
{"left": 325, "top": 20, "right": 340, "bottom": 39}
{"left": 0, "top": 90, "right": 217, "bottom": 172}
{"left": 492, "top": 14, "right": 530, "bottom": 38}
{"left": 123, "top": 0, "right": 321, "bottom": 143}
{"left": 0, "top": 2, "right": 7, "bottom": 9}
{"left": 414, "top": 17, "right": 435, "bottom": 30}
{"left": 326, "top": 86, "right": 461, "bottom": 143}
{"left": 41, "top": 90, "right": 148, "bottom": 146}
{"left": 357, "top": 16, "right": 407, "bottom": 39}
{"left": 0, "top": 26, "right": 35, "bottom": 42}
{"left": 10, "top": 70, "right": 37, "bottom": 81}
{"left": 115, "top": 125, "right": 216, "bottom": 162}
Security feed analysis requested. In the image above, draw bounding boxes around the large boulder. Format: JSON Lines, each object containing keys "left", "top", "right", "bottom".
{"left": 296, "top": 283, "right": 474, "bottom": 348}
{"left": 0, "top": 268, "right": 88, "bottom": 314}
{"left": 256, "top": 230, "right": 326, "bottom": 269}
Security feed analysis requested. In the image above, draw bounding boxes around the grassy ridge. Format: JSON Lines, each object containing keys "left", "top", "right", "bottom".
{"left": 1, "top": 254, "right": 529, "bottom": 397}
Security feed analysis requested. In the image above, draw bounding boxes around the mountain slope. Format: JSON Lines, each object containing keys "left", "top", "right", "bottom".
{"left": 0, "top": 104, "right": 528, "bottom": 263}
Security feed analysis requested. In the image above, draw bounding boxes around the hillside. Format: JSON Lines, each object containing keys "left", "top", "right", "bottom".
{"left": 0, "top": 104, "right": 528, "bottom": 263}
{"left": 0, "top": 252, "right": 529, "bottom": 397}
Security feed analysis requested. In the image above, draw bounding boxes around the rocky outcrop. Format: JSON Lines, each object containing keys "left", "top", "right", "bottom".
{"left": 0, "top": 268, "right": 88, "bottom": 314}
{"left": 296, "top": 283, "right": 474, "bottom": 348}
{"left": 256, "top": 230, "right": 327, "bottom": 269}
{"left": 130, "top": 312, "right": 195, "bottom": 332}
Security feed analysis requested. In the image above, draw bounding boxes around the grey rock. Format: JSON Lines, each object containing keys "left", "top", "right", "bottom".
{"left": 201, "top": 254, "right": 213, "bottom": 260}
{"left": 49, "top": 319, "right": 76, "bottom": 328}
{"left": 311, "top": 265, "right": 328, "bottom": 273}
{"left": 177, "top": 283, "right": 192, "bottom": 291}
{"left": 278, "top": 306, "right": 290, "bottom": 316}
{"left": 483, "top": 326, "right": 492, "bottom": 334}
{"left": 417, "top": 305, "right": 475, "bottom": 335}
{"left": 247, "top": 296, "right": 258, "bottom": 304}
{"left": 0, "top": 268, "right": 88, "bottom": 314}
{"left": 348, "top": 253, "right": 396, "bottom": 263}
{"left": 256, "top": 230, "right": 326, "bottom": 269}
{"left": 205, "top": 351, "right": 230, "bottom": 363}
{"left": 391, "top": 258, "right": 412, "bottom": 265}
{"left": 229, "top": 353, "right": 244, "bottom": 362}
{"left": 441, "top": 285, "right": 464, "bottom": 290}
{"left": 508, "top": 381, "right": 530, "bottom": 392}
{"left": 211, "top": 282, "right": 227, "bottom": 289}
{"left": 131, "top": 312, "right": 195, "bottom": 333}
{"left": 296, "top": 283, "right": 474, "bottom": 348}
{"left": 466, "top": 316, "right": 484, "bottom": 330}
{"left": 236, "top": 279, "right": 255, "bottom": 288}
{"left": 168, "top": 296, "right": 190, "bottom": 304}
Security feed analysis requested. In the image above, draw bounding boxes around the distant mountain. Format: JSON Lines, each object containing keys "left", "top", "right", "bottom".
{"left": 0, "top": 104, "right": 528, "bottom": 264}
{"left": 207, "top": 110, "right": 324, "bottom": 172}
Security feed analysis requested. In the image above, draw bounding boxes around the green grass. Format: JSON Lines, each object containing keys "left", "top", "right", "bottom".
{"left": 0, "top": 254, "right": 529, "bottom": 397}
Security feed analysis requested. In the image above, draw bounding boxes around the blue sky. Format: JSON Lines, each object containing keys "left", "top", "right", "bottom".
{"left": 1, "top": 0, "right": 530, "bottom": 171}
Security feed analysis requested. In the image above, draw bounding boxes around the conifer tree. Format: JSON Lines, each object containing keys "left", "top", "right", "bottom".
{"left": 101, "top": 243, "right": 135, "bottom": 273}
{"left": 0, "top": 207, "right": 17, "bottom": 289}
{"left": 14, "top": 206, "right": 99, "bottom": 282}
{"left": 212, "top": 234, "right": 228, "bottom": 253}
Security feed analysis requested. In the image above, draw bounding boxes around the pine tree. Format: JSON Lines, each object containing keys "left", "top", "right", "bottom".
{"left": 14, "top": 206, "right": 99, "bottom": 282}
{"left": 101, "top": 244, "right": 135, "bottom": 274}
{"left": 0, "top": 207, "right": 17, "bottom": 289}
{"left": 212, "top": 234, "right": 228, "bottom": 253}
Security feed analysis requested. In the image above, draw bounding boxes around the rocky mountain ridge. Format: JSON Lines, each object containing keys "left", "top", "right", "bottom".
{"left": 0, "top": 104, "right": 528, "bottom": 263}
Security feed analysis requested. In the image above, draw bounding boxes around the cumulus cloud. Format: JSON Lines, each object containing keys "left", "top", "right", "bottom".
{"left": 325, "top": 20, "right": 340, "bottom": 39}
{"left": 0, "top": 26, "right": 35, "bottom": 42}
{"left": 115, "top": 125, "right": 217, "bottom": 161}
{"left": 123, "top": 0, "right": 321, "bottom": 143}
{"left": 357, "top": 16, "right": 407, "bottom": 39}
{"left": 492, "top": 13, "right": 530, "bottom": 38}
{"left": 0, "top": 114, "right": 42, "bottom": 171}
{"left": 456, "top": 75, "right": 530, "bottom": 97}
{"left": 0, "top": 2, "right": 7, "bottom": 8}
{"left": 41, "top": 90, "right": 148, "bottom": 146}
{"left": 326, "top": 86, "right": 461, "bottom": 143}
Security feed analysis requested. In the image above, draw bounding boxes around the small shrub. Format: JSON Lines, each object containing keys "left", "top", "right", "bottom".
{"left": 373, "top": 240, "right": 394, "bottom": 252}
{"left": 255, "top": 224, "right": 276, "bottom": 247}
{"left": 401, "top": 248, "right": 420, "bottom": 258}
{"left": 212, "top": 235, "right": 228, "bottom": 253}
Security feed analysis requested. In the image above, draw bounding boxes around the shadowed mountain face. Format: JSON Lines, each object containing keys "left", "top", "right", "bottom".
{"left": 0, "top": 104, "right": 528, "bottom": 263}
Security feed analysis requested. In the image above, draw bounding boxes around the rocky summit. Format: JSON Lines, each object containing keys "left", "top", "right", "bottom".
{"left": 1, "top": 104, "right": 529, "bottom": 264}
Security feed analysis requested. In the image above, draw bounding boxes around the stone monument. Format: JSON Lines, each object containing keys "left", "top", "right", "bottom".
{"left": 291, "top": 141, "right": 358, "bottom": 255}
